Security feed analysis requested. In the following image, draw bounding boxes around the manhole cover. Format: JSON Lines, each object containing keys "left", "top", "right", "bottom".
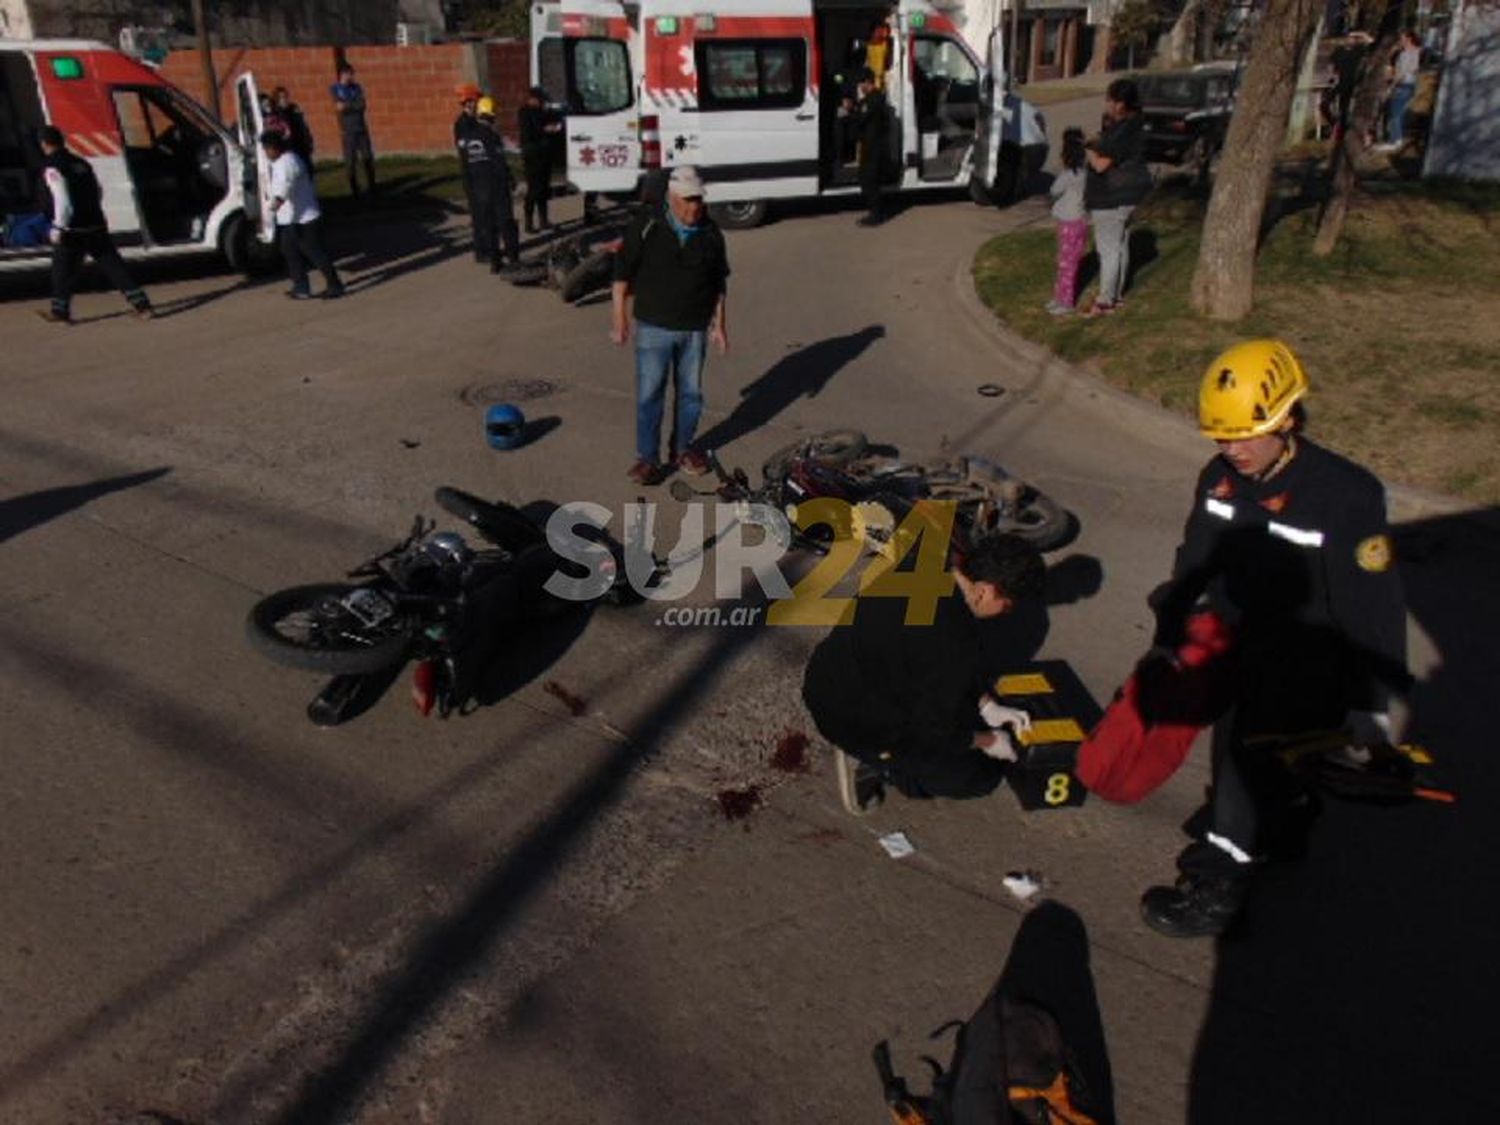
{"left": 459, "top": 378, "right": 562, "bottom": 406}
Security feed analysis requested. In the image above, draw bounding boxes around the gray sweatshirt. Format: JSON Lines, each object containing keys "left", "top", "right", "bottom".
{"left": 1050, "top": 166, "right": 1086, "bottom": 222}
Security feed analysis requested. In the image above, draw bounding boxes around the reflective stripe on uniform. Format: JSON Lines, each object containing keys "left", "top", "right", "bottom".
{"left": 1206, "top": 832, "right": 1253, "bottom": 864}
{"left": 1267, "top": 520, "right": 1325, "bottom": 548}
{"left": 1204, "top": 497, "right": 1235, "bottom": 520}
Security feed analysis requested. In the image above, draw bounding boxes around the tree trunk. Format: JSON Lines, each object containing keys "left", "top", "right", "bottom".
{"left": 191, "top": 0, "right": 220, "bottom": 122}
{"left": 1158, "top": 0, "right": 1203, "bottom": 67}
{"left": 1313, "top": 21, "right": 1402, "bottom": 255}
{"left": 1188, "top": 0, "right": 1323, "bottom": 320}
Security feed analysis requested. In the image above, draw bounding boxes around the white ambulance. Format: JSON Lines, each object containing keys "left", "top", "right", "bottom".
{"left": 530, "top": 0, "right": 1047, "bottom": 227}
{"left": 0, "top": 39, "right": 279, "bottom": 273}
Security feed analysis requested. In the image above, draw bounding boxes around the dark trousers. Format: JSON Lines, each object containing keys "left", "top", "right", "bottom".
{"left": 471, "top": 187, "right": 520, "bottom": 266}
{"left": 340, "top": 129, "right": 375, "bottom": 194}
{"left": 50, "top": 229, "right": 149, "bottom": 316}
{"left": 859, "top": 159, "right": 883, "bottom": 219}
{"left": 522, "top": 154, "right": 551, "bottom": 227}
{"left": 278, "top": 220, "right": 342, "bottom": 294}
{"left": 1180, "top": 641, "right": 1350, "bottom": 881}
{"left": 812, "top": 709, "right": 1005, "bottom": 799}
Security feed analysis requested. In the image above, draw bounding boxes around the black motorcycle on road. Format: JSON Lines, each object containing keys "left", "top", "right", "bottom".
{"left": 246, "top": 487, "right": 627, "bottom": 726}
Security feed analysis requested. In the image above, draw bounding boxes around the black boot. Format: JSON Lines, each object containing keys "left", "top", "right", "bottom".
{"left": 1140, "top": 875, "right": 1246, "bottom": 938}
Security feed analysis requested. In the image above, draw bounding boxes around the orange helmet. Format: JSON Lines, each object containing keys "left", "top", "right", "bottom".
{"left": 456, "top": 83, "right": 482, "bottom": 104}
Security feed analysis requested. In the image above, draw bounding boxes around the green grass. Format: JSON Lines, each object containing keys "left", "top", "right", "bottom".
{"left": 973, "top": 178, "right": 1500, "bottom": 502}
{"left": 310, "top": 153, "right": 526, "bottom": 212}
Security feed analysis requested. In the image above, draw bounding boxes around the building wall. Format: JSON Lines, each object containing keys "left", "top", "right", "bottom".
{"left": 1424, "top": 0, "right": 1500, "bottom": 181}
{"left": 158, "top": 40, "right": 531, "bottom": 155}
{"left": 17, "top": 1, "right": 401, "bottom": 48}
{"left": 0, "top": 0, "right": 35, "bottom": 38}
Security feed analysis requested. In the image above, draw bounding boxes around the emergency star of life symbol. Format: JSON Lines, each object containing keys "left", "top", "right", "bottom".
{"left": 579, "top": 145, "right": 597, "bottom": 166}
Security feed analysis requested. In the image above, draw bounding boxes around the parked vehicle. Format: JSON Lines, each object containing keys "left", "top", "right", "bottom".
{"left": 670, "top": 429, "right": 1073, "bottom": 553}
{"left": 1138, "top": 62, "right": 1238, "bottom": 182}
{"left": 0, "top": 39, "right": 278, "bottom": 273}
{"left": 246, "top": 487, "right": 631, "bottom": 726}
{"left": 528, "top": 0, "right": 1048, "bottom": 228}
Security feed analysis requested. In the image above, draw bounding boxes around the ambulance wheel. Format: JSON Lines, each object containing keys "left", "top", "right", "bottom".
{"left": 709, "top": 200, "right": 768, "bottom": 230}
{"left": 221, "top": 214, "right": 279, "bottom": 276}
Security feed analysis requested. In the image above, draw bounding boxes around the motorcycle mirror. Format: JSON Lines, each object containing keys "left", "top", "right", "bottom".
{"left": 669, "top": 479, "right": 695, "bottom": 503}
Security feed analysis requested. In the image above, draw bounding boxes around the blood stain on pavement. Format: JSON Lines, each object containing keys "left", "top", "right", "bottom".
{"left": 716, "top": 785, "right": 763, "bottom": 821}
{"left": 770, "top": 729, "right": 811, "bottom": 774}
{"left": 543, "top": 680, "right": 588, "bottom": 716}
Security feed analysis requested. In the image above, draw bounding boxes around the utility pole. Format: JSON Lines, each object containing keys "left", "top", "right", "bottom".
{"left": 191, "top": 0, "right": 221, "bottom": 121}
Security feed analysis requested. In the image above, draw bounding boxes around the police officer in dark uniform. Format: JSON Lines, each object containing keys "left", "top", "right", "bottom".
{"left": 851, "top": 67, "right": 891, "bottom": 226}
{"left": 517, "top": 86, "right": 561, "bottom": 233}
{"left": 802, "top": 534, "right": 1046, "bottom": 813}
{"left": 459, "top": 97, "right": 520, "bottom": 273}
{"left": 35, "top": 126, "right": 152, "bottom": 324}
{"left": 1141, "top": 339, "right": 1409, "bottom": 938}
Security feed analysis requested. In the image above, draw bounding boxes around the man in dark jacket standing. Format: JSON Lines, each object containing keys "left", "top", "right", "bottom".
{"left": 611, "top": 165, "right": 730, "bottom": 484}
{"left": 35, "top": 126, "right": 152, "bottom": 324}
{"left": 517, "top": 86, "right": 561, "bottom": 232}
{"left": 330, "top": 63, "right": 375, "bottom": 197}
{"left": 1140, "top": 340, "right": 1409, "bottom": 937}
{"left": 852, "top": 67, "right": 891, "bottom": 226}
{"left": 803, "top": 534, "right": 1046, "bottom": 812}
{"left": 1083, "top": 78, "right": 1150, "bottom": 316}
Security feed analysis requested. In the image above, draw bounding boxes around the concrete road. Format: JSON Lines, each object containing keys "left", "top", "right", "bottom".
{"left": 2, "top": 108, "right": 1494, "bottom": 1123}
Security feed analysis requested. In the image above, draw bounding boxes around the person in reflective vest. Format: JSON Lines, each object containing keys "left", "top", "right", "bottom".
{"left": 1140, "top": 339, "right": 1409, "bottom": 938}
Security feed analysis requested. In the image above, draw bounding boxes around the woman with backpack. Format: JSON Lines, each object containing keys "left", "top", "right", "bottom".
{"left": 1083, "top": 79, "right": 1151, "bottom": 318}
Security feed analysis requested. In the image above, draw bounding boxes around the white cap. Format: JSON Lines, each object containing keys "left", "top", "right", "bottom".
{"left": 668, "top": 165, "right": 705, "bottom": 198}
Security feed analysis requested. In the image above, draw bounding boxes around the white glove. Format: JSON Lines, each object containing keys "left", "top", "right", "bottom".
{"left": 49, "top": 226, "right": 62, "bottom": 245}
{"left": 1345, "top": 710, "right": 1393, "bottom": 746}
{"left": 977, "top": 728, "right": 1020, "bottom": 762}
{"left": 979, "top": 697, "right": 1032, "bottom": 734}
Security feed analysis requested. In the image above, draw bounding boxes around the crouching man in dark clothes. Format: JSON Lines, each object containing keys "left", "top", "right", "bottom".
{"left": 802, "top": 533, "right": 1046, "bottom": 813}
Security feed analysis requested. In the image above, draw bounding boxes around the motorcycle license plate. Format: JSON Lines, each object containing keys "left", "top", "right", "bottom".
{"left": 340, "top": 588, "right": 396, "bottom": 628}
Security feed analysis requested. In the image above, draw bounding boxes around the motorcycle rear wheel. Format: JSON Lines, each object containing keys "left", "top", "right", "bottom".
{"left": 246, "top": 583, "right": 417, "bottom": 675}
{"left": 762, "top": 429, "right": 868, "bottom": 483}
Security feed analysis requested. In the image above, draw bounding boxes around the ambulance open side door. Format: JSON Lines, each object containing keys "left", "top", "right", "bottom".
{"left": 233, "top": 72, "right": 275, "bottom": 245}
{"left": 970, "top": 22, "right": 1046, "bottom": 204}
{"left": 556, "top": 0, "right": 641, "bottom": 195}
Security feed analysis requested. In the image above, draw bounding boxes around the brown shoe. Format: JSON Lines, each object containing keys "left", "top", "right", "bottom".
{"left": 677, "top": 449, "right": 711, "bottom": 476}
{"left": 36, "top": 309, "right": 71, "bottom": 325}
{"left": 627, "top": 459, "right": 664, "bottom": 486}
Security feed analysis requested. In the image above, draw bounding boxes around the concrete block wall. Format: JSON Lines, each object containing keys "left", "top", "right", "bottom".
{"left": 160, "top": 40, "right": 531, "bottom": 155}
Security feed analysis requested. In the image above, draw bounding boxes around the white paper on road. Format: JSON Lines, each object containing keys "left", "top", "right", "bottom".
{"left": 878, "top": 831, "right": 916, "bottom": 859}
{"left": 1002, "top": 871, "right": 1043, "bottom": 901}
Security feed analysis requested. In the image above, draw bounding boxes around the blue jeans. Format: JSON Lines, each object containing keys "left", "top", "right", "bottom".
{"left": 634, "top": 321, "right": 707, "bottom": 463}
{"left": 1388, "top": 82, "right": 1415, "bottom": 144}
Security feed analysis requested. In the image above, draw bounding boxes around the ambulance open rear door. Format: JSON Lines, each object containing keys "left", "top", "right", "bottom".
{"left": 557, "top": 0, "right": 641, "bottom": 196}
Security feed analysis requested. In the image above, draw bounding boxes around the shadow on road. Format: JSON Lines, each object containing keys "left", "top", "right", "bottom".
{"left": 696, "top": 326, "right": 886, "bottom": 457}
{"left": 1189, "top": 507, "right": 1500, "bottom": 1122}
{"left": 0, "top": 466, "right": 171, "bottom": 544}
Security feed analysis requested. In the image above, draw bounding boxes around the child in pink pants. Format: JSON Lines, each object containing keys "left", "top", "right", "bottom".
{"left": 1048, "top": 128, "right": 1088, "bottom": 315}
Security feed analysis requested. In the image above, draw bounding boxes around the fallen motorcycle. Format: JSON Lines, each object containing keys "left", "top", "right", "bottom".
{"left": 245, "top": 487, "right": 627, "bottom": 726}
{"left": 670, "top": 430, "right": 1073, "bottom": 554}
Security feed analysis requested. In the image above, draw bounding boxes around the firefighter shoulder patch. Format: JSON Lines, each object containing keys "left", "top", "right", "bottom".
{"left": 1356, "top": 534, "right": 1393, "bottom": 573}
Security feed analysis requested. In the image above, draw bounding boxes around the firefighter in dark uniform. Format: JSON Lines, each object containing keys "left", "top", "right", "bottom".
{"left": 459, "top": 97, "right": 520, "bottom": 273}
{"left": 518, "top": 86, "right": 561, "bottom": 233}
{"left": 35, "top": 126, "right": 153, "bottom": 324}
{"left": 852, "top": 67, "right": 891, "bottom": 226}
{"left": 1141, "top": 339, "right": 1409, "bottom": 938}
{"left": 802, "top": 534, "right": 1045, "bottom": 813}
{"left": 453, "top": 84, "right": 485, "bottom": 261}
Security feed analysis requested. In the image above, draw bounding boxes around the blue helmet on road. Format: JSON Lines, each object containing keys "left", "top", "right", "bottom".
{"left": 485, "top": 403, "right": 526, "bottom": 450}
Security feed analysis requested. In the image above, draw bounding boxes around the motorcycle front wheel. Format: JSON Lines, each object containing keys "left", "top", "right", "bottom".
{"left": 246, "top": 583, "right": 417, "bottom": 675}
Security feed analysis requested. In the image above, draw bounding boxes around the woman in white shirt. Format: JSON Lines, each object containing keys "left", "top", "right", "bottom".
{"left": 1384, "top": 29, "right": 1422, "bottom": 149}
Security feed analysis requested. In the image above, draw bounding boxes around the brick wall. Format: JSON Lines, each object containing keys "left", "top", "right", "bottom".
{"left": 159, "top": 40, "right": 532, "bottom": 156}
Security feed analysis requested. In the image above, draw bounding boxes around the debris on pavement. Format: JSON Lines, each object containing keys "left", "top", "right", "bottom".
{"left": 716, "top": 785, "right": 763, "bottom": 821}
{"left": 977, "top": 383, "right": 1005, "bottom": 398}
{"left": 878, "top": 831, "right": 916, "bottom": 860}
{"left": 1002, "top": 870, "right": 1045, "bottom": 902}
{"left": 543, "top": 680, "right": 588, "bottom": 716}
{"left": 770, "top": 728, "right": 811, "bottom": 774}
{"left": 399, "top": 438, "right": 421, "bottom": 449}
